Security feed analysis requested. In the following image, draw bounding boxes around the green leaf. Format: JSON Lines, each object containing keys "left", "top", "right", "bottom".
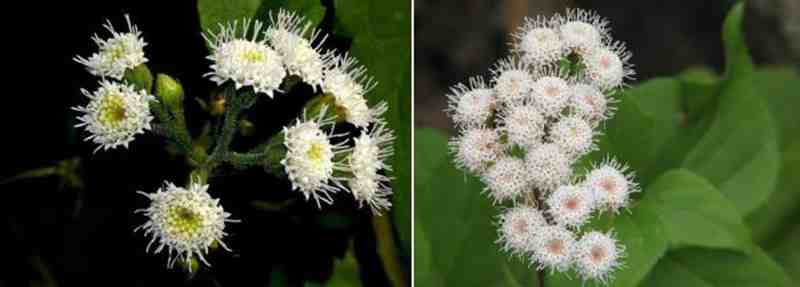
{"left": 546, "top": 205, "right": 668, "bottom": 287}
{"left": 721, "top": 2, "right": 752, "bottom": 79}
{"left": 766, "top": 223, "right": 800, "bottom": 283}
{"left": 681, "top": 2, "right": 779, "bottom": 216}
{"left": 746, "top": 68, "right": 800, "bottom": 246}
{"left": 641, "top": 246, "right": 793, "bottom": 287}
{"left": 198, "top": 0, "right": 326, "bottom": 35}
{"left": 748, "top": 140, "right": 800, "bottom": 244}
{"left": 334, "top": 0, "right": 412, "bottom": 255}
{"left": 414, "top": 128, "right": 529, "bottom": 286}
{"left": 255, "top": 0, "right": 326, "bottom": 29}
{"left": 640, "top": 169, "right": 751, "bottom": 252}
{"left": 197, "top": 0, "right": 262, "bottom": 33}
{"left": 752, "top": 67, "right": 800, "bottom": 149}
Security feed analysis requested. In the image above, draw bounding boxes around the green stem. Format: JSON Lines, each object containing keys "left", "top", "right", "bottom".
{"left": 207, "top": 88, "right": 256, "bottom": 168}
{"left": 538, "top": 269, "right": 545, "bottom": 287}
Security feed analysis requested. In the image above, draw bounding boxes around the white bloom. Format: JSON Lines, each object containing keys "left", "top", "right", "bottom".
{"left": 530, "top": 70, "right": 572, "bottom": 117}
{"left": 345, "top": 122, "right": 395, "bottom": 214}
{"left": 204, "top": 19, "right": 286, "bottom": 97}
{"left": 446, "top": 77, "right": 496, "bottom": 128}
{"left": 450, "top": 127, "right": 504, "bottom": 174}
{"left": 569, "top": 83, "right": 612, "bottom": 124}
{"left": 75, "top": 15, "right": 148, "bottom": 80}
{"left": 557, "top": 9, "right": 608, "bottom": 54}
{"left": 73, "top": 80, "right": 155, "bottom": 152}
{"left": 497, "top": 103, "right": 545, "bottom": 149}
{"left": 525, "top": 143, "right": 572, "bottom": 192}
{"left": 583, "top": 42, "right": 634, "bottom": 91}
{"left": 497, "top": 207, "right": 547, "bottom": 256}
{"left": 483, "top": 157, "right": 530, "bottom": 203}
{"left": 512, "top": 16, "right": 564, "bottom": 65}
{"left": 266, "top": 9, "right": 334, "bottom": 89}
{"left": 135, "top": 181, "right": 238, "bottom": 272}
{"left": 583, "top": 158, "right": 639, "bottom": 213}
{"left": 322, "top": 54, "right": 379, "bottom": 128}
{"left": 281, "top": 106, "right": 347, "bottom": 207}
{"left": 574, "top": 231, "right": 624, "bottom": 284}
{"left": 546, "top": 184, "right": 596, "bottom": 228}
{"left": 491, "top": 57, "right": 535, "bottom": 104}
{"left": 549, "top": 115, "right": 596, "bottom": 157}
{"left": 530, "top": 224, "right": 576, "bottom": 272}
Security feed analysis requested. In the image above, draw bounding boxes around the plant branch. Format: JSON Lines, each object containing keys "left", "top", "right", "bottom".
{"left": 372, "top": 215, "right": 407, "bottom": 287}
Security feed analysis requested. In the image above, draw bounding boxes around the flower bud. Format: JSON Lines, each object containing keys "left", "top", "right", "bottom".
{"left": 155, "top": 74, "right": 185, "bottom": 112}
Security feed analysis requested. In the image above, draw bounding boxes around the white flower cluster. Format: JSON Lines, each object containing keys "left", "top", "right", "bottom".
{"left": 262, "top": 11, "right": 395, "bottom": 214}
{"left": 447, "top": 9, "right": 638, "bottom": 284}
{"left": 136, "top": 180, "right": 238, "bottom": 272}
{"left": 204, "top": 8, "right": 385, "bottom": 130}
{"left": 74, "top": 15, "right": 155, "bottom": 152}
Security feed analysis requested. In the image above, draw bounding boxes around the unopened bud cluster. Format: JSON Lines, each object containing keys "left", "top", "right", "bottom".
{"left": 447, "top": 9, "right": 638, "bottom": 284}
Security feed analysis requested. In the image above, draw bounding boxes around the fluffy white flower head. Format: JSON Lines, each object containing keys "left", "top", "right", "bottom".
{"left": 266, "top": 9, "right": 333, "bottom": 89}
{"left": 558, "top": 9, "right": 608, "bottom": 53}
{"left": 73, "top": 80, "right": 155, "bottom": 152}
{"left": 483, "top": 157, "right": 530, "bottom": 203}
{"left": 450, "top": 127, "right": 504, "bottom": 174}
{"left": 346, "top": 122, "right": 395, "bottom": 214}
{"left": 569, "top": 83, "right": 611, "bottom": 124}
{"left": 447, "top": 77, "right": 496, "bottom": 128}
{"left": 513, "top": 16, "right": 564, "bottom": 65}
{"left": 525, "top": 143, "right": 572, "bottom": 192}
{"left": 531, "top": 72, "right": 571, "bottom": 117}
{"left": 530, "top": 224, "right": 576, "bottom": 272}
{"left": 549, "top": 115, "right": 596, "bottom": 157}
{"left": 497, "top": 207, "right": 547, "bottom": 255}
{"left": 281, "top": 106, "right": 346, "bottom": 207}
{"left": 75, "top": 15, "right": 148, "bottom": 80}
{"left": 204, "top": 19, "right": 286, "bottom": 97}
{"left": 498, "top": 103, "right": 545, "bottom": 148}
{"left": 546, "top": 184, "right": 596, "bottom": 228}
{"left": 584, "top": 43, "right": 634, "bottom": 91}
{"left": 492, "top": 58, "right": 535, "bottom": 103}
{"left": 323, "top": 54, "right": 379, "bottom": 128}
{"left": 575, "top": 231, "right": 624, "bottom": 284}
{"left": 135, "top": 181, "right": 237, "bottom": 272}
{"left": 584, "top": 158, "right": 638, "bottom": 213}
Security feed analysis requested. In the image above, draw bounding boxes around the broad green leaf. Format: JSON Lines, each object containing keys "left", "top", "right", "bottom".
{"left": 767, "top": 223, "right": 800, "bottom": 283}
{"left": 414, "top": 128, "right": 530, "bottom": 286}
{"left": 197, "top": 0, "right": 262, "bottom": 33}
{"left": 546, "top": 205, "right": 668, "bottom": 287}
{"left": 748, "top": 140, "right": 800, "bottom": 244}
{"left": 198, "top": 0, "right": 326, "bottom": 35}
{"left": 752, "top": 67, "right": 800, "bottom": 149}
{"left": 640, "top": 169, "right": 751, "bottom": 252}
{"left": 641, "top": 246, "right": 793, "bottom": 287}
{"left": 334, "top": 0, "right": 412, "bottom": 254}
{"left": 721, "top": 3, "right": 752, "bottom": 79}
{"left": 681, "top": 2, "right": 779, "bottom": 216}
{"left": 746, "top": 67, "right": 800, "bottom": 245}
{"left": 254, "top": 0, "right": 326, "bottom": 29}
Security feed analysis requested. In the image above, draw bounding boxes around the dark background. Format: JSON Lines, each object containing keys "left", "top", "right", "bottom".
{"left": 415, "top": 0, "right": 800, "bottom": 131}
{"left": 4, "top": 1, "right": 398, "bottom": 286}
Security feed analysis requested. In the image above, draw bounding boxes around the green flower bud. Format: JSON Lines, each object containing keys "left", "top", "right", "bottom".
{"left": 155, "top": 74, "right": 185, "bottom": 112}
{"left": 124, "top": 64, "right": 153, "bottom": 93}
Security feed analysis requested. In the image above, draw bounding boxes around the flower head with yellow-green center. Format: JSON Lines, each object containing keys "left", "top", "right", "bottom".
{"left": 73, "top": 80, "right": 155, "bottom": 152}
{"left": 135, "top": 181, "right": 238, "bottom": 272}
{"left": 281, "top": 105, "right": 348, "bottom": 207}
{"left": 74, "top": 14, "right": 148, "bottom": 80}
